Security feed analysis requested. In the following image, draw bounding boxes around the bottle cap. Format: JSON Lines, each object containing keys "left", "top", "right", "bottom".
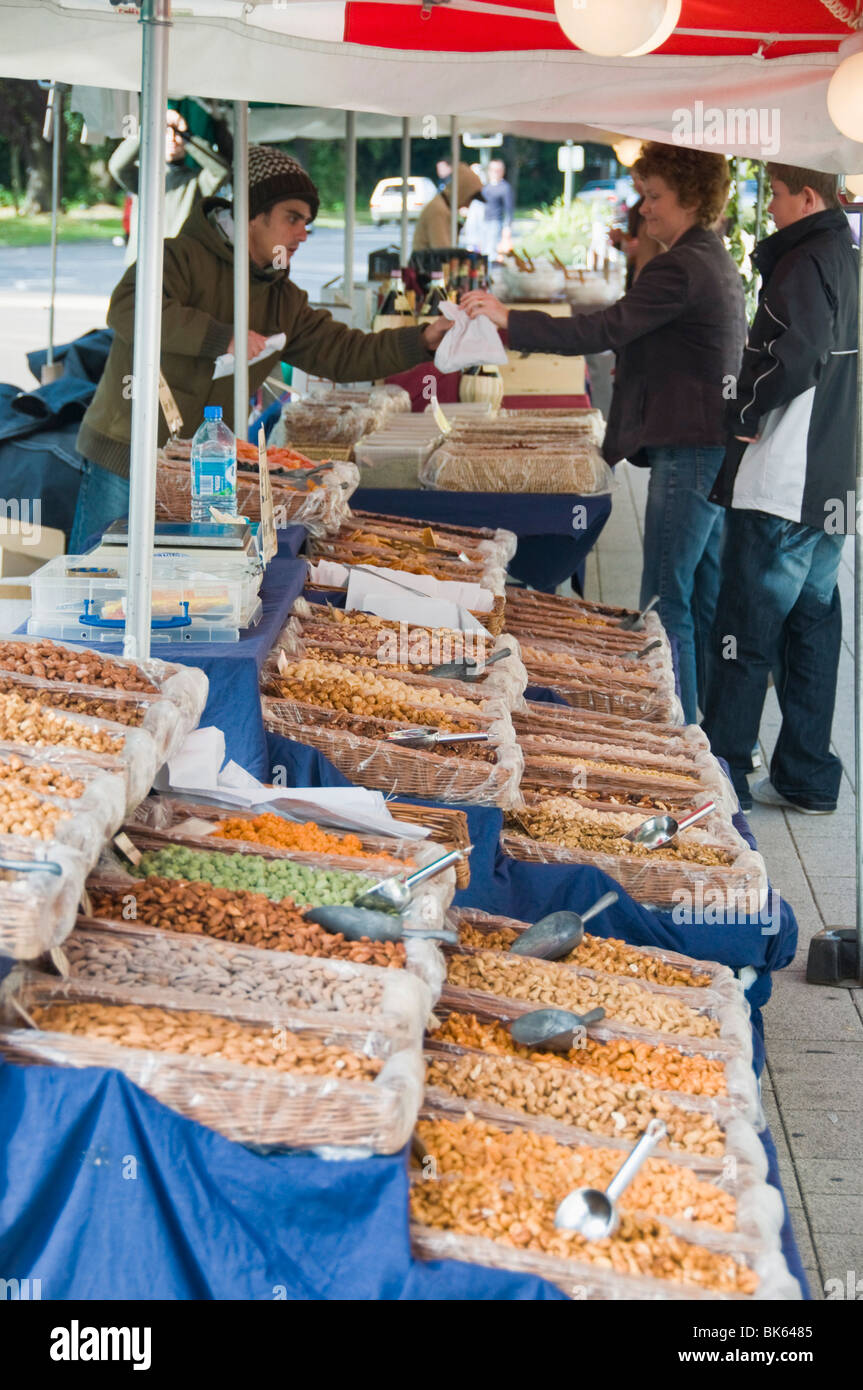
{"left": 204, "top": 406, "right": 223, "bottom": 421}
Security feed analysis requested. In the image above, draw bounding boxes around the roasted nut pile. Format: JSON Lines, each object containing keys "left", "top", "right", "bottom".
{"left": 416, "top": 1115, "right": 735, "bottom": 1227}
{"left": 210, "top": 813, "right": 411, "bottom": 865}
{"left": 131, "top": 844, "right": 374, "bottom": 905}
{"left": 0, "top": 754, "right": 85, "bottom": 799}
{"left": 87, "top": 878, "right": 407, "bottom": 967}
{"left": 0, "top": 639, "right": 158, "bottom": 692}
{"left": 0, "top": 782, "right": 71, "bottom": 840}
{"left": 325, "top": 709, "right": 495, "bottom": 757}
{"left": 411, "top": 1178, "right": 756, "bottom": 1294}
{"left": 456, "top": 920, "right": 711, "bottom": 988}
{"left": 266, "top": 658, "right": 481, "bottom": 718}
{"left": 434, "top": 1012, "right": 728, "bottom": 1099}
{"left": 304, "top": 645, "right": 430, "bottom": 674}
{"left": 425, "top": 1050, "right": 725, "bottom": 1154}
{"left": 0, "top": 676, "right": 146, "bottom": 727}
{"left": 0, "top": 691, "right": 124, "bottom": 754}
{"left": 65, "top": 931, "right": 405, "bottom": 1012}
{"left": 509, "top": 805, "right": 734, "bottom": 868}
{"left": 446, "top": 950, "right": 719, "bottom": 1038}
{"left": 29, "top": 1001, "right": 383, "bottom": 1080}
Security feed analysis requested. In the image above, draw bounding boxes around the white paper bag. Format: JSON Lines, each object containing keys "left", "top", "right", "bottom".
{"left": 433, "top": 302, "right": 507, "bottom": 372}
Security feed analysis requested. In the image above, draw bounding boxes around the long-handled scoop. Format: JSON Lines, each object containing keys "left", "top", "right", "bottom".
{"left": 621, "top": 638, "right": 662, "bottom": 661}
{"left": 618, "top": 594, "right": 659, "bottom": 632}
{"left": 554, "top": 1119, "right": 668, "bottom": 1239}
{"left": 508, "top": 891, "right": 619, "bottom": 960}
{"left": 427, "top": 648, "right": 512, "bottom": 682}
{"left": 509, "top": 1006, "right": 606, "bottom": 1052}
{"left": 353, "top": 847, "right": 470, "bottom": 913}
{"left": 304, "top": 904, "right": 459, "bottom": 945}
{"left": 384, "top": 726, "right": 490, "bottom": 748}
{"left": 622, "top": 800, "right": 715, "bottom": 851}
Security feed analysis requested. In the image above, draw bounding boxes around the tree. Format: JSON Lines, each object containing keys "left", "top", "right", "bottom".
{"left": 0, "top": 78, "right": 57, "bottom": 213}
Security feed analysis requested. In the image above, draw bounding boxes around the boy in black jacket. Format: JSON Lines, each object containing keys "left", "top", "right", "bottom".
{"left": 702, "top": 165, "right": 858, "bottom": 812}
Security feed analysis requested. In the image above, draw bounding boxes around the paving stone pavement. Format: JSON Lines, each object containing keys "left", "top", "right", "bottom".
{"left": 578, "top": 460, "right": 862, "bottom": 1302}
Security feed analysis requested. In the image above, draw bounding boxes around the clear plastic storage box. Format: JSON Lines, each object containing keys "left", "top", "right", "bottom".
{"left": 27, "top": 553, "right": 263, "bottom": 644}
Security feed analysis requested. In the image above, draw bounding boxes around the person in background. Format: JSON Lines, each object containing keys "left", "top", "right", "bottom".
{"left": 610, "top": 172, "right": 662, "bottom": 290}
{"left": 435, "top": 158, "right": 452, "bottom": 194}
{"left": 482, "top": 158, "right": 515, "bottom": 262}
{"left": 461, "top": 143, "right": 746, "bottom": 725}
{"left": 461, "top": 164, "right": 488, "bottom": 253}
{"left": 109, "top": 107, "right": 232, "bottom": 267}
{"left": 701, "top": 166, "right": 858, "bottom": 813}
{"left": 73, "top": 147, "right": 450, "bottom": 551}
{"left": 412, "top": 162, "right": 484, "bottom": 251}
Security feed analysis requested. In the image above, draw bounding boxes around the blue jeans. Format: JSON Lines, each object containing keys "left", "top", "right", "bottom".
{"left": 68, "top": 460, "right": 130, "bottom": 553}
{"left": 701, "top": 510, "right": 844, "bottom": 810}
{"left": 641, "top": 446, "right": 725, "bottom": 724}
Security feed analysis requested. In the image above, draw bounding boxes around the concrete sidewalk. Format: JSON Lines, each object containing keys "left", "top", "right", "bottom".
{"left": 581, "top": 461, "right": 861, "bottom": 1302}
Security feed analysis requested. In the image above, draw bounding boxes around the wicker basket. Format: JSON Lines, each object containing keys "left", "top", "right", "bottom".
{"left": 420, "top": 443, "right": 612, "bottom": 495}
{"left": 262, "top": 698, "right": 523, "bottom": 809}
{"left": 387, "top": 802, "right": 471, "bottom": 888}
{"left": 0, "top": 975, "right": 423, "bottom": 1154}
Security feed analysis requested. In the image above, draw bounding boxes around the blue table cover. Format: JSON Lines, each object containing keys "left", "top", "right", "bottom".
{"left": 351, "top": 489, "right": 612, "bottom": 594}
{"left": 0, "top": 1063, "right": 564, "bottom": 1302}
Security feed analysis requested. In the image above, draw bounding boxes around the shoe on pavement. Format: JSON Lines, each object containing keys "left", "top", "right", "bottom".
{"left": 750, "top": 778, "right": 834, "bottom": 815}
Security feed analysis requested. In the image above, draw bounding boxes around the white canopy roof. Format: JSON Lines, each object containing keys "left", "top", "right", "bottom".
{"left": 1, "top": 0, "right": 861, "bottom": 171}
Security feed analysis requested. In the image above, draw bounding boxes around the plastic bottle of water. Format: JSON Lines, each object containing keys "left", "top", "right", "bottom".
{"left": 190, "top": 405, "right": 237, "bottom": 523}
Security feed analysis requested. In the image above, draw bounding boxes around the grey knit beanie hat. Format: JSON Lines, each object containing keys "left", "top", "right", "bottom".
{"left": 248, "top": 145, "right": 319, "bottom": 220}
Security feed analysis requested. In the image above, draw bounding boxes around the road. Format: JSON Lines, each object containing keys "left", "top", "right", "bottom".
{"left": 0, "top": 223, "right": 412, "bottom": 389}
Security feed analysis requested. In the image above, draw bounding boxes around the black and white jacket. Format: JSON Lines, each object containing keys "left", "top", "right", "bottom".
{"left": 711, "top": 208, "right": 859, "bottom": 532}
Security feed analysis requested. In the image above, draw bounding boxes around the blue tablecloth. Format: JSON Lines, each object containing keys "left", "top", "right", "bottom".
{"left": 0, "top": 1062, "right": 564, "bottom": 1301}
{"left": 352, "top": 489, "right": 612, "bottom": 594}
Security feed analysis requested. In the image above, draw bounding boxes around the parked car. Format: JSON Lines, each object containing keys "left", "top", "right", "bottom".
{"left": 370, "top": 176, "right": 438, "bottom": 224}
{"left": 577, "top": 177, "right": 636, "bottom": 220}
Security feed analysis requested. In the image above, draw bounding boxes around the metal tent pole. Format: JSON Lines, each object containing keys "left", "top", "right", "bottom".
{"left": 450, "top": 116, "right": 459, "bottom": 246}
{"left": 344, "top": 110, "right": 356, "bottom": 317}
{"left": 123, "top": 0, "right": 171, "bottom": 662}
{"left": 42, "top": 81, "right": 62, "bottom": 382}
{"left": 400, "top": 116, "right": 410, "bottom": 264}
{"left": 233, "top": 101, "right": 249, "bottom": 441}
{"left": 809, "top": 213, "right": 863, "bottom": 986}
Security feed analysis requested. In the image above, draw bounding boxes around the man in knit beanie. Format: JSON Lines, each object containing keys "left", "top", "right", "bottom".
{"left": 74, "top": 146, "right": 449, "bottom": 547}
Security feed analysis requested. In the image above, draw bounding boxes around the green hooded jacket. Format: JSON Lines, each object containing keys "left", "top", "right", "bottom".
{"left": 77, "top": 197, "right": 432, "bottom": 478}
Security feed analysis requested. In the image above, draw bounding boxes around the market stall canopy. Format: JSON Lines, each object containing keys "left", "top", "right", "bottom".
{"left": 2, "top": 0, "right": 862, "bottom": 170}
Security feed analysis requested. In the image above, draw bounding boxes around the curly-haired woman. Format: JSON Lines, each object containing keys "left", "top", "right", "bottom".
{"left": 462, "top": 143, "right": 746, "bottom": 724}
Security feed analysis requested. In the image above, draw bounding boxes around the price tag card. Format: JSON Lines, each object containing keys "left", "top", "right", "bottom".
{"left": 258, "top": 425, "right": 278, "bottom": 565}
{"left": 113, "top": 833, "right": 142, "bottom": 867}
{"left": 157, "top": 372, "right": 184, "bottom": 438}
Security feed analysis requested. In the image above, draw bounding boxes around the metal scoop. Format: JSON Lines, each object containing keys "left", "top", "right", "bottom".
{"left": 621, "top": 638, "right": 662, "bottom": 660}
{"left": 508, "top": 891, "right": 619, "bottom": 960}
{"left": 509, "top": 1006, "right": 606, "bottom": 1052}
{"left": 384, "top": 726, "right": 490, "bottom": 748}
{"left": 622, "top": 800, "right": 715, "bottom": 851}
{"left": 427, "top": 648, "right": 512, "bottom": 682}
{"left": 618, "top": 594, "right": 659, "bottom": 632}
{"left": 353, "top": 847, "right": 470, "bottom": 912}
{"left": 304, "top": 904, "right": 458, "bottom": 945}
{"left": 554, "top": 1119, "right": 668, "bottom": 1239}
{"left": 0, "top": 857, "right": 62, "bottom": 876}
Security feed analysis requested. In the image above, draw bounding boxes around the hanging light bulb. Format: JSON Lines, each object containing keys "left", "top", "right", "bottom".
{"left": 613, "top": 138, "right": 643, "bottom": 168}
{"left": 827, "top": 51, "right": 863, "bottom": 140}
{"left": 845, "top": 174, "right": 863, "bottom": 198}
{"left": 554, "top": 0, "right": 681, "bottom": 58}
